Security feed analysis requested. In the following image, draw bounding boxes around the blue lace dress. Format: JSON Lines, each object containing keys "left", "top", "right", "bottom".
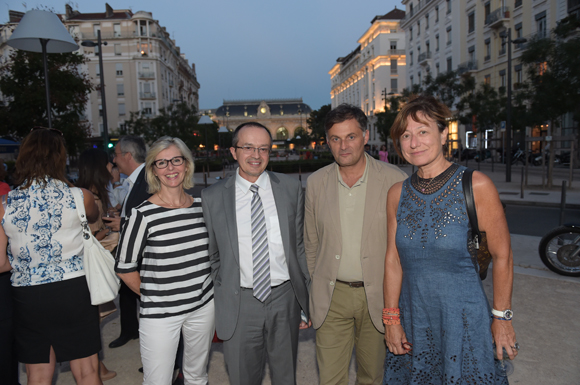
{"left": 383, "top": 164, "right": 509, "bottom": 385}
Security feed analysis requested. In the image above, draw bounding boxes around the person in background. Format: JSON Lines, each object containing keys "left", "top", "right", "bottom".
{"left": 116, "top": 137, "right": 214, "bottom": 385}
{"left": 383, "top": 95, "right": 516, "bottom": 384}
{"left": 379, "top": 144, "right": 389, "bottom": 163}
{"left": 0, "top": 128, "right": 102, "bottom": 385}
{"left": 0, "top": 165, "right": 11, "bottom": 195}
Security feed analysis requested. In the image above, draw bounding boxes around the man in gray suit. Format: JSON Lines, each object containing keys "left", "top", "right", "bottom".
{"left": 201, "top": 122, "right": 310, "bottom": 385}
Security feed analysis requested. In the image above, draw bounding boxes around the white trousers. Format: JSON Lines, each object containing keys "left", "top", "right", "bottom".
{"left": 139, "top": 299, "right": 215, "bottom": 385}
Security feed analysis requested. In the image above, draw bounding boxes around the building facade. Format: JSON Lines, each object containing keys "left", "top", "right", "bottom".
{"left": 0, "top": 3, "right": 200, "bottom": 140}
{"left": 212, "top": 98, "right": 312, "bottom": 146}
{"left": 401, "top": 0, "right": 573, "bottom": 150}
{"left": 329, "top": 8, "right": 407, "bottom": 148}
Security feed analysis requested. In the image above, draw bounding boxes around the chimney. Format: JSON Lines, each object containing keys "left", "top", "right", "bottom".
{"left": 105, "top": 3, "right": 114, "bottom": 18}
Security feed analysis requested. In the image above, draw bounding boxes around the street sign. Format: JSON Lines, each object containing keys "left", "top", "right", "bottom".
{"left": 500, "top": 121, "right": 506, "bottom": 132}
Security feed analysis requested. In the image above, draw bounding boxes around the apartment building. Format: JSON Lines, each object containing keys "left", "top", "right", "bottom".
{"left": 329, "top": 8, "right": 407, "bottom": 147}
{"left": 0, "top": 3, "right": 200, "bottom": 140}
{"left": 401, "top": 0, "right": 573, "bottom": 149}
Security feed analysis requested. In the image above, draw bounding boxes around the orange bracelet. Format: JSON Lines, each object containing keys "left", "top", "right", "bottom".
{"left": 383, "top": 307, "right": 400, "bottom": 314}
{"left": 384, "top": 319, "right": 401, "bottom": 325}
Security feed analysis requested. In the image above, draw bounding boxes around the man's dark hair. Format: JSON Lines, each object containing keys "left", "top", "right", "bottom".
{"left": 232, "top": 122, "right": 273, "bottom": 147}
{"left": 324, "top": 104, "right": 368, "bottom": 134}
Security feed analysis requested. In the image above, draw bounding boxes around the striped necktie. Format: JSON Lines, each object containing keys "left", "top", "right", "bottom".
{"left": 250, "top": 184, "right": 271, "bottom": 302}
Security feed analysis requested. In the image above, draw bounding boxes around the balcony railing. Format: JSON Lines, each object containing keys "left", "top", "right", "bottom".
{"left": 418, "top": 51, "right": 432, "bottom": 64}
{"left": 387, "top": 49, "right": 406, "bottom": 56}
{"left": 391, "top": 68, "right": 398, "bottom": 74}
{"left": 139, "top": 92, "right": 156, "bottom": 99}
{"left": 485, "top": 6, "right": 510, "bottom": 28}
{"left": 138, "top": 71, "right": 155, "bottom": 79}
{"left": 457, "top": 60, "right": 478, "bottom": 75}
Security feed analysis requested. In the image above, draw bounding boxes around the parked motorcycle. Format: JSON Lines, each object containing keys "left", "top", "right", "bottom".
{"left": 538, "top": 224, "right": 580, "bottom": 277}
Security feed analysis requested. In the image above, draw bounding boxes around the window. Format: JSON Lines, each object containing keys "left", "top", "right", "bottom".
{"left": 484, "top": 38, "right": 491, "bottom": 60}
{"left": 410, "top": 51, "right": 414, "bottom": 65}
{"left": 500, "top": 35, "right": 506, "bottom": 55}
{"left": 410, "top": 27, "right": 413, "bottom": 41}
{"left": 417, "top": 20, "right": 421, "bottom": 36}
{"left": 139, "top": 43, "right": 150, "bottom": 56}
{"left": 391, "top": 78, "right": 398, "bottom": 93}
{"left": 98, "top": 104, "right": 103, "bottom": 117}
{"left": 484, "top": 74, "right": 491, "bottom": 85}
{"left": 515, "top": 64, "right": 523, "bottom": 87}
{"left": 114, "top": 23, "right": 121, "bottom": 37}
{"left": 436, "top": 34, "right": 440, "bottom": 51}
{"left": 425, "top": 14, "right": 429, "bottom": 29}
{"left": 426, "top": 40, "right": 430, "bottom": 53}
{"left": 436, "top": 62, "right": 440, "bottom": 75}
{"left": 391, "top": 58, "right": 398, "bottom": 74}
{"left": 446, "top": 26, "right": 452, "bottom": 45}
{"left": 119, "top": 103, "right": 126, "bottom": 116}
{"left": 116, "top": 63, "right": 123, "bottom": 76}
{"left": 499, "top": 69, "right": 506, "bottom": 88}
{"left": 468, "top": 12, "right": 475, "bottom": 33}
{"left": 447, "top": 0, "right": 452, "bottom": 14}
{"left": 390, "top": 41, "right": 397, "bottom": 50}
{"left": 93, "top": 24, "right": 100, "bottom": 37}
{"left": 446, "top": 57, "right": 452, "bottom": 72}
{"left": 114, "top": 44, "right": 121, "bottom": 56}
{"left": 468, "top": 45, "right": 475, "bottom": 62}
{"left": 96, "top": 64, "right": 100, "bottom": 77}
{"left": 117, "top": 83, "right": 124, "bottom": 96}
{"left": 515, "top": 0, "right": 522, "bottom": 8}
{"left": 536, "top": 11, "right": 547, "bottom": 38}
{"left": 484, "top": 2, "right": 491, "bottom": 24}
{"left": 418, "top": 71, "right": 422, "bottom": 85}
{"left": 435, "top": 6, "right": 439, "bottom": 22}
{"left": 515, "top": 23, "right": 523, "bottom": 49}
{"left": 94, "top": 45, "right": 99, "bottom": 56}
{"left": 410, "top": 75, "right": 414, "bottom": 85}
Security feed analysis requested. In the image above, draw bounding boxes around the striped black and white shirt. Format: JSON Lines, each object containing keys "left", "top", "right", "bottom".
{"left": 115, "top": 197, "right": 213, "bottom": 319}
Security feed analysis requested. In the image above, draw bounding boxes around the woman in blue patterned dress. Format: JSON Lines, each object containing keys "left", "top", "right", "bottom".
{"left": 382, "top": 96, "right": 517, "bottom": 384}
{"left": 0, "top": 128, "right": 103, "bottom": 385}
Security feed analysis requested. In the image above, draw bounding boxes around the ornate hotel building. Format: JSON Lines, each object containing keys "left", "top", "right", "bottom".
{"left": 212, "top": 98, "right": 312, "bottom": 146}
{"left": 401, "top": 0, "right": 574, "bottom": 149}
{"left": 0, "top": 3, "right": 199, "bottom": 140}
{"left": 328, "top": 8, "right": 407, "bottom": 148}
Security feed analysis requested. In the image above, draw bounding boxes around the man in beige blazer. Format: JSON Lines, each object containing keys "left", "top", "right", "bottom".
{"left": 305, "top": 104, "right": 407, "bottom": 384}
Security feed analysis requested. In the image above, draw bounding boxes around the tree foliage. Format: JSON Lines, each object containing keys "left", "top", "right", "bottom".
{"left": 0, "top": 49, "right": 93, "bottom": 155}
{"left": 457, "top": 83, "right": 506, "bottom": 133}
{"left": 376, "top": 96, "right": 403, "bottom": 143}
{"left": 307, "top": 104, "right": 331, "bottom": 144}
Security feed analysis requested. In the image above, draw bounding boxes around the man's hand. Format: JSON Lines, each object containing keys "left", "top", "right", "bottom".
{"left": 299, "top": 319, "right": 312, "bottom": 330}
{"left": 102, "top": 216, "right": 121, "bottom": 232}
{"left": 111, "top": 167, "right": 121, "bottom": 184}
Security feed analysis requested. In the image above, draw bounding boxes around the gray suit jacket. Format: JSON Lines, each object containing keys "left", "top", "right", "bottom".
{"left": 201, "top": 171, "right": 310, "bottom": 340}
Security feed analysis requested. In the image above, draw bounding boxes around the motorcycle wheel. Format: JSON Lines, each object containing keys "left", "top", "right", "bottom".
{"left": 538, "top": 226, "right": 580, "bottom": 277}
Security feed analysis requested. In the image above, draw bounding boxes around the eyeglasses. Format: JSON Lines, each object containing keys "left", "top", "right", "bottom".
{"left": 234, "top": 146, "right": 270, "bottom": 155}
{"left": 153, "top": 156, "right": 185, "bottom": 169}
{"left": 31, "top": 126, "right": 63, "bottom": 136}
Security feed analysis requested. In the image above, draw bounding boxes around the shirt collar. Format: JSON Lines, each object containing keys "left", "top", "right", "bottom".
{"left": 127, "top": 163, "right": 145, "bottom": 184}
{"left": 336, "top": 152, "right": 370, "bottom": 188}
{"left": 235, "top": 168, "right": 270, "bottom": 194}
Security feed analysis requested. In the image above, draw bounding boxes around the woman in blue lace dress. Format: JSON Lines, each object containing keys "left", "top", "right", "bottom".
{"left": 382, "top": 96, "right": 517, "bottom": 384}
{"left": 0, "top": 128, "right": 102, "bottom": 385}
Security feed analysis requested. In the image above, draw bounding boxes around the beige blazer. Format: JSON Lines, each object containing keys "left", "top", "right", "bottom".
{"left": 304, "top": 156, "right": 407, "bottom": 332}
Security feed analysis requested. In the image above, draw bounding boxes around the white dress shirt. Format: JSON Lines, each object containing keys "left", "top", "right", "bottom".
{"left": 121, "top": 163, "right": 145, "bottom": 218}
{"left": 235, "top": 169, "right": 290, "bottom": 288}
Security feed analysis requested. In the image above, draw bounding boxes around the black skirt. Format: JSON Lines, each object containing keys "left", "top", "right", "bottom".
{"left": 12, "top": 276, "right": 101, "bottom": 364}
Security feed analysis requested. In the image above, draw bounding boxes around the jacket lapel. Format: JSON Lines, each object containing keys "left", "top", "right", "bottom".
{"left": 325, "top": 164, "right": 342, "bottom": 252}
{"left": 361, "top": 157, "right": 385, "bottom": 246}
{"left": 223, "top": 176, "right": 240, "bottom": 266}
{"left": 269, "top": 172, "right": 291, "bottom": 263}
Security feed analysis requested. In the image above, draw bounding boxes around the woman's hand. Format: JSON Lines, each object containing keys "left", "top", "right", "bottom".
{"left": 385, "top": 324, "right": 411, "bottom": 355}
{"left": 492, "top": 319, "right": 518, "bottom": 360}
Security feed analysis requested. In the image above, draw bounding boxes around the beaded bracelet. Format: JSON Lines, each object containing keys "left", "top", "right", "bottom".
{"left": 384, "top": 319, "right": 401, "bottom": 326}
{"left": 383, "top": 307, "right": 400, "bottom": 314}
{"left": 382, "top": 315, "right": 400, "bottom": 320}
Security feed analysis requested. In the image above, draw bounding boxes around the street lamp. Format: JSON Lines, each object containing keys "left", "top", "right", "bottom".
{"left": 198, "top": 115, "right": 213, "bottom": 164}
{"left": 81, "top": 31, "right": 109, "bottom": 150}
{"left": 7, "top": 9, "right": 78, "bottom": 128}
{"left": 499, "top": 28, "right": 527, "bottom": 182}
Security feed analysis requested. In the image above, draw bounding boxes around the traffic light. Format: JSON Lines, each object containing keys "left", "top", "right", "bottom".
{"left": 108, "top": 142, "right": 114, "bottom": 149}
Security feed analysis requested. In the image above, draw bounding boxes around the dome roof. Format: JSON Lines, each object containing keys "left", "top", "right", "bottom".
{"left": 215, "top": 99, "right": 312, "bottom": 117}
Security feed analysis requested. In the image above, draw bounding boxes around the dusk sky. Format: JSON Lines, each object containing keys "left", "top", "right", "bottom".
{"left": 4, "top": 0, "right": 403, "bottom": 110}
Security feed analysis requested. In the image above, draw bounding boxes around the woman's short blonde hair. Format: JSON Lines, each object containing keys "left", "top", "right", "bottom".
{"left": 145, "top": 136, "right": 195, "bottom": 194}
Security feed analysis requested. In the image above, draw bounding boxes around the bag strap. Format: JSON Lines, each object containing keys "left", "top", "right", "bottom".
{"left": 70, "top": 188, "right": 91, "bottom": 239}
{"left": 462, "top": 169, "right": 481, "bottom": 249}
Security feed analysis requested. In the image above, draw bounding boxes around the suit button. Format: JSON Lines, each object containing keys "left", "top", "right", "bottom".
{"left": 335, "top": 255, "right": 340, "bottom": 259}
{"left": 234, "top": 290, "right": 238, "bottom": 295}
{"left": 329, "top": 281, "right": 334, "bottom": 286}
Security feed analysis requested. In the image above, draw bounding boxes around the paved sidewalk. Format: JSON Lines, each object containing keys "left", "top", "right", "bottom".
{"left": 21, "top": 162, "right": 580, "bottom": 384}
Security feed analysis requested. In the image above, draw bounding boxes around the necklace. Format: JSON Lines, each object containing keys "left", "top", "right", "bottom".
{"left": 157, "top": 193, "right": 187, "bottom": 208}
{"left": 418, "top": 175, "right": 435, "bottom": 193}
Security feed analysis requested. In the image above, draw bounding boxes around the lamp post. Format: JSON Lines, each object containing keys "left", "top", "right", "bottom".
{"left": 7, "top": 10, "right": 78, "bottom": 128}
{"left": 81, "top": 30, "right": 109, "bottom": 150}
{"left": 198, "top": 115, "right": 213, "bottom": 164}
{"left": 499, "top": 28, "right": 527, "bottom": 182}
{"left": 218, "top": 126, "right": 229, "bottom": 159}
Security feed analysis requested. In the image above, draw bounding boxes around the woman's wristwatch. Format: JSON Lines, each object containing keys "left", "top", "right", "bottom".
{"left": 492, "top": 308, "right": 513, "bottom": 321}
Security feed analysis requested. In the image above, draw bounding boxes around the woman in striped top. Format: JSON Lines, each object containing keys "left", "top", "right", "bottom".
{"left": 115, "top": 137, "right": 214, "bottom": 385}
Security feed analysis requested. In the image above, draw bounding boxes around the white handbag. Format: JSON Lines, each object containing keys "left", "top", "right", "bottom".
{"left": 70, "top": 188, "right": 121, "bottom": 305}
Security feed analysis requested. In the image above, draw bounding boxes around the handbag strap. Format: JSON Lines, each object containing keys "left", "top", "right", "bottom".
{"left": 462, "top": 169, "right": 481, "bottom": 249}
{"left": 70, "top": 187, "right": 91, "bottom": 240}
